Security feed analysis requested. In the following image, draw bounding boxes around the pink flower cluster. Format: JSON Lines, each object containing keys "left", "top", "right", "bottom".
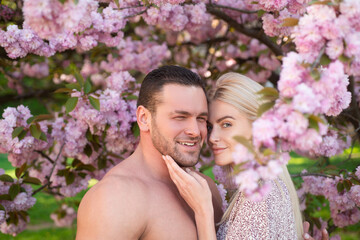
{"left": 230, "top": 144, "right": 288, "bottom": 201}
{"left": 50, "top": 204, "right": 77, "bottom": 227}
{"left": 21, "top": 62, "right": 50, "bottom": 79}
{"left": 312, "top": 129, "right": 351, "bottom": 158}
{"left": 144, "top": 3, "right": 211, "bottom": 32}
{"left": 0, "top": 25, "right": 54, "bottom": 59}
{"left": 100, "top": 38, "right": 170, "bottom": 74}
{"left": 0, "top": 169, "right": 36, "bottom": 236}
{"left": 279, "top": 53, "right": 351, "bottom": 116}
{"left": 0, "top": 106, "right": 51, "bottom": 167}
{"left": 301, "top": 172, "right": 360, "bottom": 227}
{"left": 293, "top": 2, "right": 360, "bottom": 75}
{"left": 23, "top": 0, "right": 98, "bottom": 40}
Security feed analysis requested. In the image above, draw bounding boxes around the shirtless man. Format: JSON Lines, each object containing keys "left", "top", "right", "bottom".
{"left": 76, "top": 65, "right": 223, "bottom": 240}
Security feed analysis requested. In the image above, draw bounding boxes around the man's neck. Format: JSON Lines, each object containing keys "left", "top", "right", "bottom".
{"left": 133, "top": 139, "right": 174, "bottom": 184}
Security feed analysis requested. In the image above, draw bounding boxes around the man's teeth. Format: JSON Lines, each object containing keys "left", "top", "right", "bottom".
{"left": 179, "top": 142, "right": 195, "bottom": 146}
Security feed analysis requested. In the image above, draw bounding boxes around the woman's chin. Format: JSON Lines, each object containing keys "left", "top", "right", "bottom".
{"left": 214, "top": 157, "right": 233, "bottom": 166}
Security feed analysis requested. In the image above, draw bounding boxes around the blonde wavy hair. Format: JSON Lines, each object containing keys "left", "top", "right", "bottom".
{"left": 209, "top": 72, "right": 303, "bottom": 239}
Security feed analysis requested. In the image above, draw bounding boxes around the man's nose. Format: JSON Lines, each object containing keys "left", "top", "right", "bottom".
{"left": 184, "top": 119, "right": 201, "bottom": 137}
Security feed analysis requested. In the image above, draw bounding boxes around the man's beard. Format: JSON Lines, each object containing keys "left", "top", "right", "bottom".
{"left": 150, "top": 118, "right": 201, "bottom": 167}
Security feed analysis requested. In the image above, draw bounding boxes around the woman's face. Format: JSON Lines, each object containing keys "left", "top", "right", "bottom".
{"left": 208, "top": 100, "right": 253, "bottom": 166}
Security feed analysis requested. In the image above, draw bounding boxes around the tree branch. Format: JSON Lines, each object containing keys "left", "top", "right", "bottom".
{"left": 291, "top": 172, "right": 335, "bottom": 179}
{"left": 206, "top": 5, "right": 283, "bottom": 56}
{"left": 32, "top": 143, "right": 65, "bottom": 196}
{"left": 211, "top": 3, "right": 258, "bottom": 14}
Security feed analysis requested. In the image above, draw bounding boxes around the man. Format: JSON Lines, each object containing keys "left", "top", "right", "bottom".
{"left": 76, "top": 65, "right": 223, "bottom": 239}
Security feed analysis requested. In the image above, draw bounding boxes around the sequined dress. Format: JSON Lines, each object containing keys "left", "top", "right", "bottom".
{"left": 216, "top": 179, "right": 297, "bottom": 240}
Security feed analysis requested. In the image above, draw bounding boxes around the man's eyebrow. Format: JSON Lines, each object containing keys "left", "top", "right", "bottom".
{"left": 171, "top": 111, "right": 208, "bottom": 117}
{"left": 216, "top": 116, "right": 235, "bottom": 123}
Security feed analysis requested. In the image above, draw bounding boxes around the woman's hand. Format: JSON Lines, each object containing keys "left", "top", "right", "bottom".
{"left": 303, "top": 221, "right": 329, "bottom": 240}
{"left": 162, "top": 155, "right": 213, "bottom": 216}
{"left": 162, "top": 155, "right": 217, "bottom": 240}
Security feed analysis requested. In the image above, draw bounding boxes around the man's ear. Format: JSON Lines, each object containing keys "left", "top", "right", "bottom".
{"left": 136, "top": 105, "right": 151, "bottom": 132}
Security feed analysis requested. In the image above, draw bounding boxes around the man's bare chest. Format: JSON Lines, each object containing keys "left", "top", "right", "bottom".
{"left": 140, "top": 187, "right": 198, "bottom": 240}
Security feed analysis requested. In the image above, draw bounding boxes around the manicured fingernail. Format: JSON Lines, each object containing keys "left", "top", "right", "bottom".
{"left": 186, "top": 168, "right": 190, "bottom": 173}
{"left": 304, "top": 233, "right": 310, "bottom": 239}
{"left": 323, "top": 229, "right": 327, "bottom": 234}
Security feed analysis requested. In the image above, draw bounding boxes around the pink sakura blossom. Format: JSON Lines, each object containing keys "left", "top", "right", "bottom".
{"left": 312, "top": 130, "right": 351, "bottom": 158}
{"left": 216, "top": 183, "right": 228, "bottom": 212}
{"left": 258, "top": 0, "right": 289, "bottom": 11}
{"left": 51, "top": 204, "right": 77, "bottom": 227}
{"left": 262, "top": 9, "right": 293, "bottom": 37}
{"left": 23, "top": 0, "right": 98, "bottom": 40}
{"left": 0, "top": 216, "right": 29, "bottom": 236}
{"left": 21, "top": 62, "right": 49, "bottom": 79}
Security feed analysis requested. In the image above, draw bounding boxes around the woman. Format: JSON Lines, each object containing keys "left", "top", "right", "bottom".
{"left": 162, "top": 72, "right": 304, "bottom": 239}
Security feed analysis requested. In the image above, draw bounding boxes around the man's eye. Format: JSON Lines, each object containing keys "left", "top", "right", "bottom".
{"left": 175, "top": 116, "right": 185, "bottom": 120}
{"left": 197, "top": 117, "right": 207, "bottom": 122}
{"left": 222, "top": 122, "right": 232, "bottom": 128}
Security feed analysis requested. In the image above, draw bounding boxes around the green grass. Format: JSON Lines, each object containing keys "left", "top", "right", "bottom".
{"left": 0, "top": 145, "right": 359, "bottom": 239}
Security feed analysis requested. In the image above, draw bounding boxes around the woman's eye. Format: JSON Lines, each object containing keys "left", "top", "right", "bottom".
{"left": 222, "top": 122, "right": 232, "bottom": 128}
{"left": 207, "top": 123, "right": 213, "bottom": 133}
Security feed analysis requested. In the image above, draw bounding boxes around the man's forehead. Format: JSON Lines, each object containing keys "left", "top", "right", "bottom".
{"left": 157, "top": 84, "right": 208, "bottom": 113}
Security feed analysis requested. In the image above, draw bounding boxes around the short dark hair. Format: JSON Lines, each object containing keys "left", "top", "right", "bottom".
{"left": 137, "top": 65, "right": 206, "bottom": 113}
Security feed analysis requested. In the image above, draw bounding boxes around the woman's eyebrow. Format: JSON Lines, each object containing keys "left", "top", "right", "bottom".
{"left": 216, "top": 116, "right": 235, "bottom": 123}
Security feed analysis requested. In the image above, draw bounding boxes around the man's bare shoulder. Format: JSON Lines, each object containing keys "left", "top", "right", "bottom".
{"left": 76, "top": 164, "right": 149, "bottom": 240}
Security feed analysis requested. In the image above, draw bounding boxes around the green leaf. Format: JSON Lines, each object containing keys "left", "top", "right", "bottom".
{"left": 84, "top": 144, "right": 93, "bottom": 157}
{"left": 125, "top": 95, "right": 138, "bottom": 100}
{"left": 18, "top": 211, "right": 28, "bottom": 221}
{"left": 320, "top": 54, "right": 331, "bottom": 66}
{"left": 0, "top": 174, "right": 14, "bottom": 182}
{"left": 239, "top": 44, "right": 248, "bottom": 52}
{"left": 310, "top": 69, "right": 321, "bottom": 81}
{"left": 337, "top": 182, "right": 344, "bottom": 193}
{"left": 257, "top": 9, "right": 266, "bottom": 17}
{"left": 263, "top": 148, "right": 274, "bottom": 156}
{"left": 86, "top": 129, "right": 93, "bottom": 142}
{"left": 343, "top": 180, "right": 352, "bottom": 191}
{"left": 233, "top": 136, "right": 255, "bottom": 154}
{"left": 339, "top": 54, "right": 351, "bottom": 63}
{"left": 76, "top": 164, "right": 96, "bottom": 172}
{"left": 70, "top": 64, "right": 84, "bottom": 86}
{"left": 30, "top": 124, "right": 41, "bottom": 139}
{"left": 54, "top": 88, "right": 74, "bottom": 94}
{"left": 282, "top": 18, "right": 299, "bottom": 27}
{"left": 132, "top": 122, "right": 140, "bottom": 137}
{"left": 35, "top": 114, "right": 53, "bottom": 121}
{"left": 65, "top": 97, "right": 78, "bottom": 113}
{"left": 26, "top": 116, "right": 36, "bottom": 124}
{"left": 308, "top": 115, "right": 324, "bottom": 132}
{"left": 57, "top": 169, "right": 68, "bottom": 177}
{"left": 88, "top": 96, "right": 100, "bottom": 111}
{"left": 98, "top": 157, "right": 107, "bottom": 170}
{"left": 9, "top": 184, "right": 20, "bottom": 200}
{"left": 0, "top": 203, "right": 5, "bottom": 211}
{"left": 39, "top": 132, "right": 47, "bottom": 142}
{"left": 84, "top": 78, "right": 92, "bottom": 94}
{"left": 66, "top": 172, "right": 75, "bottom": 185}
{"left": 65, "top": 83, "right": 82, "bottom": 91}
{"left": 15, "top": 163, "right": 27, "bottom": 179}
{"left": 114, "top": 0, "right": 120, "bottom": 7}
{"left": 257, "top": 87, "right": 279, "bottom": 100}
{"left": 12, "top": 127, "right": 24, "bottom": 139}
{"left": 18, "top": 130, "right": 27, "bottom": 141}
{"left": 257, "top": 101, "right": 275, "bottom": 117}
{"left": 0, "top": 194, "right": 11, "bottom": 200}
{"left": 23, "top": 177, "right": 42, "bottom": 185}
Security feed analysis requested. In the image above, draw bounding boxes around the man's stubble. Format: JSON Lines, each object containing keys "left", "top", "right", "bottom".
{"left": 150, "top": 116, "right": 200, "bottom": 167}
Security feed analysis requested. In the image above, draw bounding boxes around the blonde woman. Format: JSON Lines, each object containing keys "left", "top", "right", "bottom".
{"left": 163, "top": 73, "right": 328, "bottom": 240}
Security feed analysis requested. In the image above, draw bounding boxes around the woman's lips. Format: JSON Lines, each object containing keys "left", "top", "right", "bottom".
{"left": 212, "top": 147, "right": 227, "bottom": 155}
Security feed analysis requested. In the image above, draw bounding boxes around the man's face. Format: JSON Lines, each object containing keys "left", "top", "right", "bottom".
{"left": 150, "top": 84, "right": 208, "bottom": 167}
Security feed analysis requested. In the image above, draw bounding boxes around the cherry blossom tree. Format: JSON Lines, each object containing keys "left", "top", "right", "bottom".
{"left": 0, "top": 0, "right": 359, "bottom": 237}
